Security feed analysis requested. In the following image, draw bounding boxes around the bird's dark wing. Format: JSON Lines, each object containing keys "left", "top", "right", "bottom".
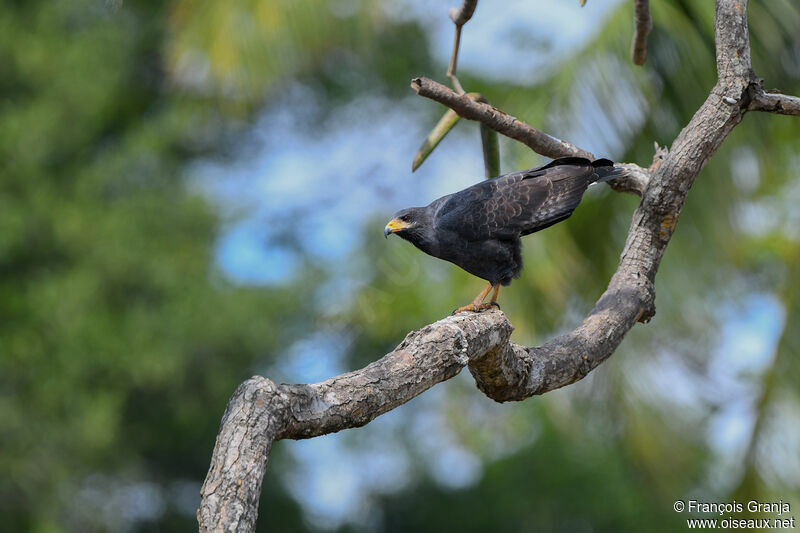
{"left": 433, "top": 157, "right": 606, "bottom": 241}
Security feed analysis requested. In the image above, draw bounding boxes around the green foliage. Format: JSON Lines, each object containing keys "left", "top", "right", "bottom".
{"left": 372, "top": 412, "right": 687, "bottom": 533}
{"left": 479, "top": 122, "right": 499, "bottom": 178}
{"left": 0, "top": 1, "right": 319, "bottom": 530}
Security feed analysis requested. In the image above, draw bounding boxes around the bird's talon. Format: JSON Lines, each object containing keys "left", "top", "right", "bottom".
{"left": 490, "top": 301, "right": 500, "bottom": 309}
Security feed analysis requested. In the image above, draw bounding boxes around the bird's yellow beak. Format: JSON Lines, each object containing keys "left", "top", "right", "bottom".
{"left": 384, "top": 218, "right": 409, "bottom": 237}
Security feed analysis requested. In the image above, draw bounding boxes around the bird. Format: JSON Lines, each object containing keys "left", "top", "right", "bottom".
{"left": 384, "top": 156, "right": 623, "bottom": 314}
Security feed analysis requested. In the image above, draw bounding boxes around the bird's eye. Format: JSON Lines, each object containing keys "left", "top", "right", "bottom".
{"left": 400, "top": 214, "right": 410, "bottom": 222}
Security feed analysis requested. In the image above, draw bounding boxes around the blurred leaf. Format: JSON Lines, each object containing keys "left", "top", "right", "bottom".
{"left": 480, "top": 123, "right": 500, "bottom": 178}
{"left": 411, "top": 108, "right": 461, "bottom": 172}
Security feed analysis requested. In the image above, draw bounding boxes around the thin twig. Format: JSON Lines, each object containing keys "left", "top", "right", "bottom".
{"left": 447, "top": 25, "right": 466, "bottom": 94}
{"left": 412, "top": 76, "right": 593, "bottom": 159}
{"left": 446, "top": 1, "right": 477, "bottom": 95}
{"left": 631, "top": 0, "right": 652, "bottom": 66}
{"left": 411, "top": 76, "right": 652, "bottom": 195}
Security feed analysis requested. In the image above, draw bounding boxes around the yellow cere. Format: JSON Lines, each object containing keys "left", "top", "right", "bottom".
{"left": 385, "top": 219, "right": 409, "bottom": 233}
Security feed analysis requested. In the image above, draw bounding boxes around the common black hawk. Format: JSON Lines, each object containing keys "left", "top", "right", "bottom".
{"left": 384, "top": 157, "right": 622, "bottom": 314}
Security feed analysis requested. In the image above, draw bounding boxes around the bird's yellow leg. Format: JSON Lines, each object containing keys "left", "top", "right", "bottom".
{"left": 452, "top": 282, "right": 500, "bottom": 314}
{"left": 489, "top": 284, "right": 500, "bottom": 305}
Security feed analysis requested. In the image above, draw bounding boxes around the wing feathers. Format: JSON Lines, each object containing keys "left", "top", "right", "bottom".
{"left": 434, "top": 157, "right": 610, "bottom": 241}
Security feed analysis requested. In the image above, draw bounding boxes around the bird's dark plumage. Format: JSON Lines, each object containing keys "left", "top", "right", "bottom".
{"left": 385, "top": 158, "right": 621, "bottom": 299}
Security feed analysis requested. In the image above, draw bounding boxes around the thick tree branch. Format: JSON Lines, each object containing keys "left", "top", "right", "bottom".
{"left": 199, "top": 311, "right": 515, "bottom": 532}
{"left": 631, "top": 0, "right": 652, "bottom": 66}
{"left": 198, "top": 379, "right": 288, "bottom": 532}
{"left": 748, "top": 88, "right": 800, "bottom": 116}
{"left": 199, "top": 1, "right": 772, "bottom": 530}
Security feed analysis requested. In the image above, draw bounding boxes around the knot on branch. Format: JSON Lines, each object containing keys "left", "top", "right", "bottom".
{"left": 468, "top": 342, "right": 531, "bottom": 402}
{"left": 449, "top": 0, "right": 477, "bottom": 27}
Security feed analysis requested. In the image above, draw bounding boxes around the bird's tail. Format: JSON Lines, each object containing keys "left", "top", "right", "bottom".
{"left": 591, "top": 158, "right": 626, "bottom": 183}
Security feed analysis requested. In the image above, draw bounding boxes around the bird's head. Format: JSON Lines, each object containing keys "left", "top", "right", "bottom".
{"left": 384, "top": 207, "right": 437, "bottom": 253}
{"left": 384, "top": 207, "right": 425, "bottom": 238}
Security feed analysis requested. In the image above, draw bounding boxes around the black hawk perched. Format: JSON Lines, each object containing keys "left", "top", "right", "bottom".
{"left": 384, "top": 157, "right": 622, "bottom": 314}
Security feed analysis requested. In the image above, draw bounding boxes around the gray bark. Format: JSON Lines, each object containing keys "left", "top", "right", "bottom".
{"left": 198, "top": 1, "right": 796, "bottom": 530}
{"left": 411, "top": 76, "right": 596, "bottom": 160}
{"left": 748, "top": 87, "right": 800, "bottom": 116}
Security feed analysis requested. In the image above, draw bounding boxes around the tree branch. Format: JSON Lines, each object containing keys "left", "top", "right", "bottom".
{"left": 447, "top": 0, "right": 478, "bottom": 95}
{"left": 607, "top": 161, "right": 653, "bottom": 196}
{"left": 748, "top": 88, "right": 800, "bottom": 116}
{"left": 449, "top": 0, "right": 478, "bottom": 27}
{"left": 199, "top": 1, "right": 773, "bottom": 530}
{"left": 411, "top": 76, "right": 593, "bottom": 159}
{"left": 198, "top": 311, "right": 514, "bottom": 532}
{"left": 631, "top": 0, "right": 652, "bottom": 66}
{"left": 411, "top": 76, "right": 653, "bottom": 195}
